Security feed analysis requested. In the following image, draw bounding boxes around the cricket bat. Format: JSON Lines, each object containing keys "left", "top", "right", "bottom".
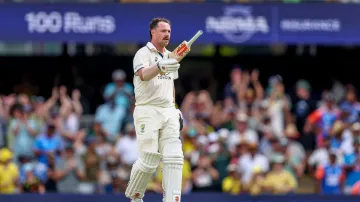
{"left": 169, "top": 30, "right": 203, "bottom": 62}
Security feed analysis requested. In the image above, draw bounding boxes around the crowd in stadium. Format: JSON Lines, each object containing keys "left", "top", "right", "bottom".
{"left": 0, "top": 66, "right": 360, "bottom": 195}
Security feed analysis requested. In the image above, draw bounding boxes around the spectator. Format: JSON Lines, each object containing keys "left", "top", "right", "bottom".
{"left": 237, "top": 69, "right": 264, "bottom": 118}
{"left": 329, "top": 120, "right": 349, "bottom": 155}
{"left": 7, "top": 104, "right": 37, "bottom": 161}
{"left": 245, "top": 166, "right": 265, "bottom": 195}
{"left": 308, "top": 137, "right": 340, "bottom": 171}
{"left": 238, "top": 143, "right": 269, "bottom": 185}
{"left": 315, "top": 153, "right": 345, "bottom": 194}
{"left": 343, "top": 122, "right": 360, "bottom": 155}
{"left": 33, "top": 124, "right": 63, "bottom": 166}
{"left": 265, "top": 75, "right": 291, "bottom": 138}
{"left": 284, "top": 124, "right": 306, "bottom": 178}
{"left": 181, "top": 156, "right": 194, "bottom": 194}
{"left": 227, "top": 113, "right": 259, "bottom": 153}
{"left": 78, "top": 136, "right": 101, "bottom": 194}
{"left": 307, "top": 93, "right": 340, "bottom": 147}
{"left": 18, "top": 155, "right": 48, "bottom": 189}
{"left": 103, "top": 69, "right": 134, "bottom": 111}
{"left": 230, "top": 142, "right": 248, "bottom": 165}
{"left": 339, "top": 87, "right": 360, "bottom": 124}
{"left": 101, "top": 156, "right": 127, "bottom": 193}
{"left": 223, "top": 66, "right": 242, "bottom": 107}
{"left": 95, "top": 98, "right": 126, "bottom": 142}
{"left": 54, "top": 145, "right": 85, "bottom": 193}
{"left": 44, "top": 154, "right": 58, "bottom": 193}
{"left": 19, "top": 163, "right": 46, "bottom": 194}
{"left": 211, "top": 134, "right": 231, "bottom": 190}
{"left": 56, "top": 86, "right": 82, "bottom": 146}
{"left": 290, "top": 79, "right": 317, "bottom": 136}
{"left": 86, "top": 122, "right": 112, "bottom": 160}
{"left": 183, "top": 90, "right": 214, "bottom": 136}
{"left": 192, "top": 155, "right": 219, "bottom": 192}
{"left": 115, "top": 123, "right": 138, "bottom": 167}
{"left": 343, "top": 140, "right": 360, "bottom": 194}
{"left": 0, "top": 147, "right": 19, "bottom": 194}
{"left": 263, "top": 154, "right": 297, "bottom": 194}
{"left": 29, "top": 95, "right": 46, "bottom": 132}
{"left": 182, "top": 127, "right": 199, "bottom": 157}
{"left": 221, "top": 164, "right": 241, "bottom": 195}
{"left": 258, "top": 114, "right": 276, "bottom": 156}
{"left": 267, "top": 137, "right": 286, "bottom": 160}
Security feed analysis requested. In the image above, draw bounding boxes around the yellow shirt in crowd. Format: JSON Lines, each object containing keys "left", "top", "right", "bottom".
{"left": 0, "top": 163, "right": 19, "bottom": 194}
{"left": 263, "top": 170, "right": 297, "bottom": 194}
{"left": 246, "top": 176, "right": 265, "bottom": 195}
{"left": 183, "top": 140, "right": 196, "bottom": 154}
{"left": 222, "top": 176, "right": 241, "bottom": 195}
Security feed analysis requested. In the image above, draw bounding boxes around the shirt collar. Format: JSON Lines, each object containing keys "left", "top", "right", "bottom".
{"left": 146, "top": 42, "right": 169, "bottom": 54}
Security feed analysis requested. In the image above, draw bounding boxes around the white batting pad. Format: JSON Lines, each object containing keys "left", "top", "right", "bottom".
{"left": 125, "top": 151, "right": 161, "bottom": 200}
{"left": 162, "top": 154, "right": 184, "bottom": 202}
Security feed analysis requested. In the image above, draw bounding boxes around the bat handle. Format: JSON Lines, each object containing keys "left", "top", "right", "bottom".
{"left": 188, "top": 30, "right": 203, "bottom": 46}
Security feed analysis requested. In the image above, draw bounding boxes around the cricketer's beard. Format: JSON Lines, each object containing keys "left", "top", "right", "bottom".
{"left": 160, "top": 37, "right": 169, "bottom": 47}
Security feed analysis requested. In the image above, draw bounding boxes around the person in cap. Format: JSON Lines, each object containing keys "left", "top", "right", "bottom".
{"left": 103, "top": 69, "right": 134, "bottom": 110}
{"left": 238, "top": 143, "right": 269, "bottom": 185}
{"left": 284, "top": 124, "right": 306, "bottom": 178}
{"left": 246, "top": 165, "right": 265, "bottom": 195}
{"left": 0, "top": 148, "right": 19, "bottom": 194}
{"left": 227, "top": 112, "right": 258, "bottom": 153}
{"left": 222, "top": 164, "right": 241, "bottom": 195}
{"left": 290, "top": 79, "right": 317, "bottom": 136}
{"left": 263, "top": 154, "right": 297, "bottom": 194}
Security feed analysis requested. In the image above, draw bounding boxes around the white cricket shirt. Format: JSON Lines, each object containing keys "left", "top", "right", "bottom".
{"left": 133, "top": 42, "right": 178, "bottom": 108}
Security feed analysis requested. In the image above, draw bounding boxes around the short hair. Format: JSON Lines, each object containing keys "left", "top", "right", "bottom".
{"left": 149, "top": 17, "right": 171, "bottom": 40}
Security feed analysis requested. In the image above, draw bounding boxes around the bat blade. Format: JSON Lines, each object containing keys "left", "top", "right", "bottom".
{"left": 169, "top": 30, "right": 203, "bottom": 62}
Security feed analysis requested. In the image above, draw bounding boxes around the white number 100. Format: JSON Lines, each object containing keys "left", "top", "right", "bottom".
{"left": 25, "top": 12, "right": 63, "bottom": 33}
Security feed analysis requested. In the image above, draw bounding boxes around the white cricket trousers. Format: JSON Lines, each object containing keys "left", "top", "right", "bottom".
{"left": 133, "top": 105, "right": 182, "bottom": 155}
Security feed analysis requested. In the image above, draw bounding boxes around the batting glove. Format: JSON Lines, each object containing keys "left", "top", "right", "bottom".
{"left": 177, "top": 109, "right": 184, "bottom": 131}
{"left": 157, "top": 58, "right": 180, "bottom": 73}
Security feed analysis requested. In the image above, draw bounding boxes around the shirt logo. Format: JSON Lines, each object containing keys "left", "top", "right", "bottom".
{"left": 140, "top": 124, "right": 145, "bottom": 133}
{"left": 158, "top": 74, "right": 171, "bottom": 80}
{"left": 174, "top": 195, "right": 180, "bottom": 202}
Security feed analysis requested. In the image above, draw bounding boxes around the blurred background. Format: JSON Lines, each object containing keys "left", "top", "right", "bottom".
{"left": 1, "top": 0, "right": 360, "bottom": 200}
